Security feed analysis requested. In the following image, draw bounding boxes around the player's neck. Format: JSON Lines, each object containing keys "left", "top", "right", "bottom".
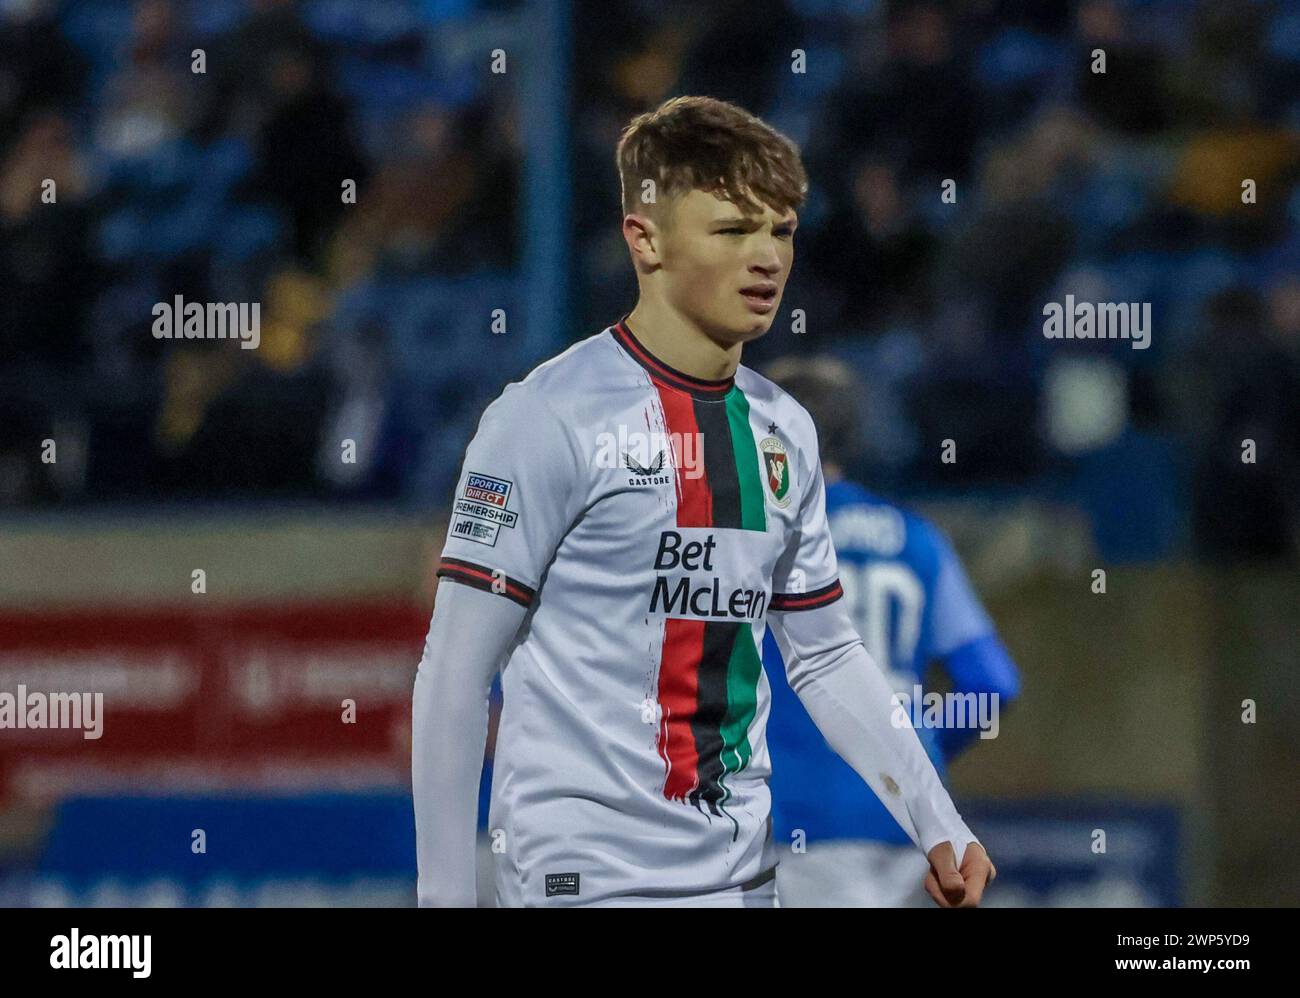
{"left": 624, "top": 302, "right": 741, "bottom": 383}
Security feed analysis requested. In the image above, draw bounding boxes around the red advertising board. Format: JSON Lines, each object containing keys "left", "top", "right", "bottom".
{"left": 0, "top": 602, "right": 429, "bottom": 803}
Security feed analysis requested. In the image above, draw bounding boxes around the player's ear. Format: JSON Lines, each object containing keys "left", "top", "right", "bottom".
{"left": 623, "top": 212, "right": 663, "bottom": 269}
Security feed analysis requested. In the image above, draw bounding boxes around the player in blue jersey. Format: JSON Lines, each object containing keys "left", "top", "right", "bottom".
{"left": 762, "top": 355, "right": 1021, "bottom": 906}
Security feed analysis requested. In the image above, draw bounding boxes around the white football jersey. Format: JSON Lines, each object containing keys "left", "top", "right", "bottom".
{"left": 437, "top": 318, "right": 842, "bottom": 905}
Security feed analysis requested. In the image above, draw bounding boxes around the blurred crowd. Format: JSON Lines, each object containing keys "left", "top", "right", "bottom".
{"left": 1, "top": 0, "right": 520, "bottom": 507}
{"left": 2, "top": 0, "right": 1298, "bottom": 564}
{"left": 573, "top": 0, "right": 1300, "bottom": 564}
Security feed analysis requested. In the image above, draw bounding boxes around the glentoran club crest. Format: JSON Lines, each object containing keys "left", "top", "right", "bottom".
{"left": 759, "top": 437, "right": 792, "bottom": 507}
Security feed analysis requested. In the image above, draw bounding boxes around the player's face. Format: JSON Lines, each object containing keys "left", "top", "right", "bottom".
{"left": 659, "top": 188, "right": 796, "bottom": 345}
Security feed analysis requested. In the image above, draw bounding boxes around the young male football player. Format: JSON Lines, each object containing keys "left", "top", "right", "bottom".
{"left": 412, "top": 95, "right": 996, "bottom": 907}
{"left": 761, "top": 355, "right": 1021, "bottom": 906}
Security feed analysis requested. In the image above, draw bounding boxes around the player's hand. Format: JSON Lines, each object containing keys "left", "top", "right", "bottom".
{"left": 923, "top": 840, "right": 996, "bottom": 908}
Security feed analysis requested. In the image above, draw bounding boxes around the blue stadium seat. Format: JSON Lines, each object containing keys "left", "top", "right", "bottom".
{"left": 977, "top": 29, "right": 1066, "bottom": 90}
{"left": 210, "top": 205, "right": 286, "bottom": 263}
{"left": 199, "top": 138, "right": 253, "bottom": 195}
{"left": 96, "top": 207, "right": 150, "bottom": 264}
{"left": 304, "top": 0, "right": 428, "bottom": 46}
{"left": 190, "top": 0, "right": 248, "bottom": 39}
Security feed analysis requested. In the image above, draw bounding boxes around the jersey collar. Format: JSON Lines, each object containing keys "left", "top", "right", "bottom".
{"left": 612, "top": 316, "right": 736, "bottom": 401}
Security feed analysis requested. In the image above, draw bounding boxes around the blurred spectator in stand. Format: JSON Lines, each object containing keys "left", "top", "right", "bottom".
{"left": 1179, "top": 287, "right": 1300, "bottom": 562}
{"left": 0, "top": 113, "right": 98, "bottom": 504}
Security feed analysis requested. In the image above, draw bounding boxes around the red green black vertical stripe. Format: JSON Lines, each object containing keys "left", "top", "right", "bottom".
{"left": 613, "top": 318, "right": 771, "bottom": 835}
{"left": 657, "top": 618, "right": 763, "bottom": 840}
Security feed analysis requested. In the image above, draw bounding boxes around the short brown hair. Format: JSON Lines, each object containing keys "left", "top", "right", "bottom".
{"left": 616, "top": 96, "right": 808, "bottom": 226}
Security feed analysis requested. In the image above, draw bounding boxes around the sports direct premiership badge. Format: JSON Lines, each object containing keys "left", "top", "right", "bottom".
{"left": 759, "top": 437, "right": 792, "bottom": 507}
{"left": 449, "top": 472, "right": 518, "bottom": 546}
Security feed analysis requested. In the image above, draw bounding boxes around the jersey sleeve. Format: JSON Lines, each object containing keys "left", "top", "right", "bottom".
{"left": 437, "top": 382, "right": 583, "bottom": 607}
{"left": 768, "top": 601, "right": 979, "bottom": 859}
{"left": 412, "top": 581, "right": 526, "bottom": 906}
{"left": 925, "top": 526, "right": 995, "bottom": 658}
{"left": 769, "top": 426, "right": 843, "bottom": 612}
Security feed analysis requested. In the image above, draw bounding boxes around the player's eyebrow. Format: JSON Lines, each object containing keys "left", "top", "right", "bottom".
{"left": 714, "top": 216, "right": 799, "bottom": 229}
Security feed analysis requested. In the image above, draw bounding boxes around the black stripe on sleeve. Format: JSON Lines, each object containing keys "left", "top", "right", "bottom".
{"left": 436, "top": 557, "right": 536, "bottom": 608}
{"left": 769, "top": 579, "right": 843, "bottom": 612}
